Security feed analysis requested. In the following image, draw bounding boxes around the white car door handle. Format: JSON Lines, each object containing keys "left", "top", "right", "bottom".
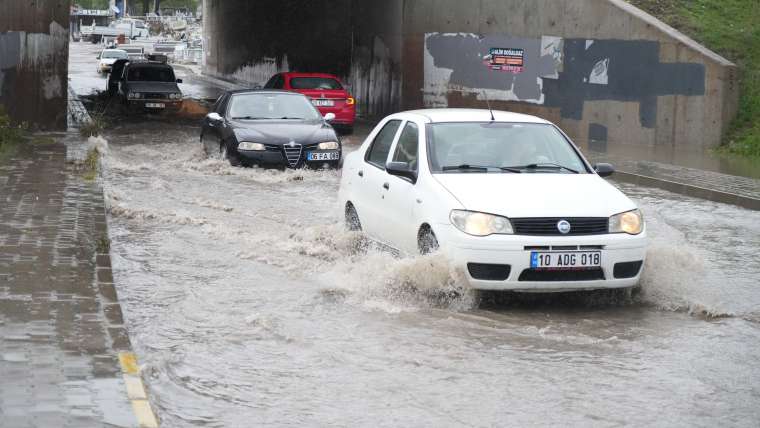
{"left": 383, "top": 182, "right": 390, "bottom": 190}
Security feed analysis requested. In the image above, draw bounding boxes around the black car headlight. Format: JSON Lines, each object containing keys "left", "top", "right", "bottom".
{"left": 317, "top": 141, "right": 339, "bottom": 150}
{"left": 238, "top": 142, "right": 265, "bottom": 151}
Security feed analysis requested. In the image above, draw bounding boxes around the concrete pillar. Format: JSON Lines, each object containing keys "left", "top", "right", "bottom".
{"left": 0, "top": 0, "right": 70, "bottom": 131}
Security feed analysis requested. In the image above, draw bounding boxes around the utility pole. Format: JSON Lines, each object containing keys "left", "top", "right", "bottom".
{"left": 124, "top": 0, "right": 128, "bottom": 16}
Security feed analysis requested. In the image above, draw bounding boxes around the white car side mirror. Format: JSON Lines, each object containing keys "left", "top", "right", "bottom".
{"left": 207, "top": 112, "right": 223, "bottom": 122}
{"left": 324, "top": 112, "right": 336, "bottom": 122}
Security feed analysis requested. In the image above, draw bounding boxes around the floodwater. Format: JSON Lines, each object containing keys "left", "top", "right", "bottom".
{"left": 99, "top": 121, "right": 760, "bottom": 427}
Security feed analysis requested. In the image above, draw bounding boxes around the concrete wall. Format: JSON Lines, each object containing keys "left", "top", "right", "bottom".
{"left": 203, "top": 0, "right": 353, "bottom": 86}
{"left": 404, "top": 0, "right": 739, "bottom": 149}
{"left": 203, "top": 0, "right": 738, "bottom": 148}
{"left": 203, "top": 0, "right": 404, "bottom": 118}
{"left": 348, "top": 0, "right": 404, "bottom": 117}
{"left": 0, "top": 0, "right": 70, "bottom": 130}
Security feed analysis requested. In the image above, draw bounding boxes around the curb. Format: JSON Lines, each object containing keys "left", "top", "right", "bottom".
{"left": 119, "top": 352, "right": 160, "bottom": 428}
{"left": 95, "top": 182, "right": 160, "bottom": 428}
{"left": 67, "top": 85, "right": 92, "bottom": 127}
{"left": 613, "top": 170, "right": 760, "bottom": 211}
{"left": 70, "top": 81, "right": 160, "bottom": 427}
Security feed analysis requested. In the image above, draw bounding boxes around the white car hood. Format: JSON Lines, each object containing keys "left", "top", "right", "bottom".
{"left": 101, "top": 58, "right": 118, "bottom": 65}
{"left": 434, "top": 173, "right": 636, "bottom": 218}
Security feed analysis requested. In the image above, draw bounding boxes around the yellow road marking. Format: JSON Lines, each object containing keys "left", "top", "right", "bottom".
{"left": 132, "top": 400, "right": 159, "bottom": 428}
{"left": 118, "top": 351, "right": 159, "bottom": 427}
{"left": 124, "top": 375, "right": 148, "bottom": 400}
{"left": 119, "top": 352, "right": 140, "bottom": 375}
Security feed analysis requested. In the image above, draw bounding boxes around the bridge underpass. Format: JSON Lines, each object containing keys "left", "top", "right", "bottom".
{"left": 203, "top": 0, "right": 738, "bottom": 150}
{"left": 0, "top": 0, "right": 69, "bottom": 130}
{"left": 0, "top": 0, "right": 739, "bottom": 148}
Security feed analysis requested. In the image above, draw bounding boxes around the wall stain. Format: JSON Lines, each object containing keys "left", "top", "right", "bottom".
{"left": 543, "top": 39, "right": 705, "bottom": 128}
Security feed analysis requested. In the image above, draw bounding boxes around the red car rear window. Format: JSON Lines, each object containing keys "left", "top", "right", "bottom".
{"left": 290, "top": 77, "right": 343, "bottom": 90}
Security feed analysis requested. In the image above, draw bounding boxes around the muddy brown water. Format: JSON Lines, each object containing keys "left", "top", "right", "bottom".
{"left": 96, "top": 120, "right": 760, "bottom": 427}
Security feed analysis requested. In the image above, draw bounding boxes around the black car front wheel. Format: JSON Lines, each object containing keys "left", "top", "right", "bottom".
{"left": 221, "top": 142, "right": 241, "bottom": 167}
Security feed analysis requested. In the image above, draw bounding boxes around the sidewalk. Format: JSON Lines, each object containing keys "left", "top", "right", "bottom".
{"left": 585, "top": 148, "right": 760, "bottom": 211}
{"left": 0, "top": 134, "right": 154, "bottom": 427}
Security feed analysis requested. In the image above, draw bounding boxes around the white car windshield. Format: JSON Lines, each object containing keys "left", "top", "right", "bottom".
{"left": 428, "top": 122, "right": 588, "bottom": 174}
{"left": 228, "top": 93, "right": 321, "bottom": 120}
{"left": 102, "top": 50, "right": 128, "bottom": 59}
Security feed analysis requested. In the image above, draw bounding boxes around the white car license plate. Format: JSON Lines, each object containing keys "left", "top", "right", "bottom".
{"left": 145, "top": 102, "right": 165, "bottom": 109}
{"left": 312, "top": 99, "right": 335, "bottom": 107}
{"left": 307, "top": 152, "right": 340, "bottom": 161}
{"left": 530, "top": 251, "right": 601, "bottom": 269}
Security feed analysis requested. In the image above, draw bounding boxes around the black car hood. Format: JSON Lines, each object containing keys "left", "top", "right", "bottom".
{"left": 127, "top": 81, "right": 180, "bottom": 93}
{"left": 230, "top": 120, "right": 337, "bottom": 145}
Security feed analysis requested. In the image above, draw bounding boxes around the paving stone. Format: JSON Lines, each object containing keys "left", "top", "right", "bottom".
{"left": 0, "top": 136, "right": 138, "bottom": 427}
{"left": 586, "top": 148, "right": 760, "bottom": 207}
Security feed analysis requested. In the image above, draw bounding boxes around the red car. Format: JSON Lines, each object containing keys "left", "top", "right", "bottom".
{"left": 263, "top": 72, "right": 356, "bottom": 133}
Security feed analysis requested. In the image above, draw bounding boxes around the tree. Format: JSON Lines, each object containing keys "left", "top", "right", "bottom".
{"left": 75, "top": 0, "right": 109, "bottom": 8}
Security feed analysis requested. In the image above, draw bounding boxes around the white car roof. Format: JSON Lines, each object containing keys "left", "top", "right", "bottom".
{"left": 400, "top": 108, "right": 551, "bottom": 124}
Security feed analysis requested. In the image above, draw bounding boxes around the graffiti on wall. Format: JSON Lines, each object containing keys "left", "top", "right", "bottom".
{"left": 424, "top": 33, "right": 562, "bottom": 106}
{"left": 424, "top": 33, "right": 706, "bottom": 128}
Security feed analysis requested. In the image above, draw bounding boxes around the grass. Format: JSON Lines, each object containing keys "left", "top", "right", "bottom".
{"left": 95, "top": 234, "right": 111, "bottom": 254}
{"left": 628, "top": 0, "right": 760, "bottom": 157}
{"left": 79, "top": 115, "right": 107, "bottom": 139}
{"left": 82, "top": 148, "right": 100, "bottom": 182}
{"left": 0, "top": 105, "right": 25, "bottom": 146}
{"left": 0, "top": 105, "right": 26, "bottom": 161}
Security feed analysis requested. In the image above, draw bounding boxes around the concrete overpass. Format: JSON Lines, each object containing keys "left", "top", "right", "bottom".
{"left": 0, "top": 0, "right": 69, "bottom": 130}
{"left": 203, "top": 0, "right": 738, "bottom": 149}
{"left": 0, "top": 0, "right": 739, "bottom": 147}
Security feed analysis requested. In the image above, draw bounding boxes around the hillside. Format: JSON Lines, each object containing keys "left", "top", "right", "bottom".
{"left": 627, "top": 0, "right": 759, "bottom": 157}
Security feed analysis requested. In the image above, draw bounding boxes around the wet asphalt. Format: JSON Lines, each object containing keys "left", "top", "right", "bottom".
{"left": 49, "top": 40, "right": 760, "bottom": 427}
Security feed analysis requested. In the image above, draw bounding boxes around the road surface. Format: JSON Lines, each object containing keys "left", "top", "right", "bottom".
{"left": 70, "top": 40, "right": 760, "bottom": 427}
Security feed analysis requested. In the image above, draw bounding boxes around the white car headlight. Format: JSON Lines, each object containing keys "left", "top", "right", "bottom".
{"left": 317, "top": 141, "right": 339, "bottom": 150}
{"left": 128, "top": 92, "right": 142, "bottom": 99}
{"left": 450, "top": 210, "right": 513, "bottom": 237}
{"left": 238, "top": 142, "right": 265, "bottom": 151}
{"left": 609, "top": 209, "right": 643, "bottom": 235}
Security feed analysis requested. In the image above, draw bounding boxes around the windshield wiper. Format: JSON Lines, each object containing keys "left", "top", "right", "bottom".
{"left": 505, "top": 163, "right": 580, "bottom": 174}
{"left": 441, "top": 164, "right": 490, "bottom": 172}
{"left": 231, "top": 116, "right": 270, "bottom": 120}
{"left": 498, "top": 166, "right": 523, "bottom": 173}
{"left": 278, "top": 117, "right": 305, "bottom": 120}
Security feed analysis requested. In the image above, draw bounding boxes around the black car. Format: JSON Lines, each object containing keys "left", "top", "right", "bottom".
{"left": 200, "top": 90, "right": 342, "bottom": 169}
{"left": 114, "top": 61, "right": 183, "bottom": 112}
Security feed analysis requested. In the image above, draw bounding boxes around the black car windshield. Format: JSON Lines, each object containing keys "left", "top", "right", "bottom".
{"left": 102, "top": 50, "right": 128, "bottom": 59}
{"left": 428, "top": 122, "right": 588, "bottom": 174}
{"left": 127, "top": 66, "right": 176, "bottom": 82}
{"left": 228, "top": 93, "right": 322, "bottom": 120}
{"left": 289, "top": 77, "right": 343, "bottom": 90}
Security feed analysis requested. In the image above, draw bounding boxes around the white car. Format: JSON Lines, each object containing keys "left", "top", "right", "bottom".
{"left": 97, "top": 49, "right": 129, "bottom": 74}
{"left": 338, "top": 109, "right": 647, "bottom": 292}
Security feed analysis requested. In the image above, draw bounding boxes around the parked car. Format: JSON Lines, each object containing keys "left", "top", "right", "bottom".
{"left": 115, "top": 44, "right": 145, "bottom": 60}
{"left": 96, "top": 48, "right": 129, "bottom": 74}
{"left": 263, "top": 72, "right": 356, "bottom": 134}
{"left": 200, "top": 90, "right": 342, "bottom": 169}
{"left": 338, "top": 109, "right": 647, "bottom": 293}
{"left": 116, "top": 61, "right": 183, "bottom": 112}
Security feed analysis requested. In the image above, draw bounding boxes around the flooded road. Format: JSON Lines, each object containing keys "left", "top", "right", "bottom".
{"left": 98, "top": 120, "right": 760, "bottom": 427}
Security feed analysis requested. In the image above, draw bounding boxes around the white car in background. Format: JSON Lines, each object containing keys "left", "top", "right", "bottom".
{"left": 96, "top": 49, "right": 129, "bottom": 74}
{"left": 338, "top": 109, "right": 647, "bottom": 292}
